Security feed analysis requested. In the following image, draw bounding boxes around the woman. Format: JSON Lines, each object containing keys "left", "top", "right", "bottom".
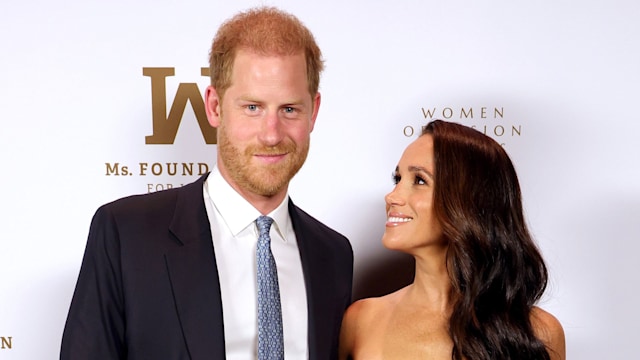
{"left": 339, "top": 120, "right": 565, "bottom": 359}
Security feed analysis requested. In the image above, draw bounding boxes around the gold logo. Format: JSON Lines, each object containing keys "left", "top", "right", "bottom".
{"left": 143, "top": 67, "right": 217, "bottom": 144}
{"left": 101, "top": 68, "right": 217, "bottom": 193}
{"left": 1, "top": 336, "right": 12, "bottom": 350}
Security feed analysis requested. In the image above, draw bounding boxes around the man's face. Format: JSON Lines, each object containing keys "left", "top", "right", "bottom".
{"left": 206, "top": 49, "right": 320, "bottom": 201}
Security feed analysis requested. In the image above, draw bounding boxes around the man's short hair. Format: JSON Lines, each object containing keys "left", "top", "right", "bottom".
{"left": 209, "top": 6, "right": 324, "bottom": 100}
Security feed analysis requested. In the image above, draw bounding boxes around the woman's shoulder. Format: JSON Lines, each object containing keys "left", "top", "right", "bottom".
{"left": 344, "top": 293, "right": 394, "bottom": 325}
{"left": 346, "top": 287, "right": 408, "bottom": 320}
{"left": 530, "top": 306, "right": 566, "bottom": 360}
{"left": 339, "top": 289, "right": 407, "bottom": 360}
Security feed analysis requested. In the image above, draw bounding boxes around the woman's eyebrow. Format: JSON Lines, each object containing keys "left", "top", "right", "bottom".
{"left": 408, "top": 165, "right": 434, "bottom": 179}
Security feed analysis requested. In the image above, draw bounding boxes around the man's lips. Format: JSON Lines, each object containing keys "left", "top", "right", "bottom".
{"left": 254, "top": 153, "right": 287, "bottom": 164}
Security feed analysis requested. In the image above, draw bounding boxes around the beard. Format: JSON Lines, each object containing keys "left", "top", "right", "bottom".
{"left": 217, "top": 124, "right": 310, "bottom": 197}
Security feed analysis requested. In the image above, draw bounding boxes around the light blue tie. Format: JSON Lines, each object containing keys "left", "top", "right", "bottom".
{"left": 256, "top": 216, "right": 284, "bottom": 360}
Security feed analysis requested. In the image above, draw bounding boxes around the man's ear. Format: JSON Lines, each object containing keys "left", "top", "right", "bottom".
{"left": 309, "top": 92, "right": 321, "bottom": 132}
{"left": 205, "top": 85, "right": 222, "bottom": 128}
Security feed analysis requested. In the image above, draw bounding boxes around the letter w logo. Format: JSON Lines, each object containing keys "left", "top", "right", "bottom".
{"left": 143, "top": 67, "right": 217, "bottom": 144}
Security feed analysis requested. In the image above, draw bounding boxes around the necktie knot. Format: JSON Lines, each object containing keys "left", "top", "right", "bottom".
{"left": 256, "top": 216, "right": 274, "bottom": 238}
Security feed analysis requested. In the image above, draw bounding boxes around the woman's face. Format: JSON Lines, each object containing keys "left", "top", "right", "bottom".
{"left": 382, "top": 135, "right": 444, "bottom": 253}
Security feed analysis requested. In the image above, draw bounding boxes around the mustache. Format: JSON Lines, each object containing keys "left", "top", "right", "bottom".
{"left": 245, "top": 142, "right": 296, "bottom": 156}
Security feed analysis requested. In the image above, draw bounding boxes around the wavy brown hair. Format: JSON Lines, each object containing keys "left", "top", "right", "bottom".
{"left": 423, "top": 120, "right": 550, "bottom": 359}
{"left": 208, "top": 6, "right": 324, "bottom": 100}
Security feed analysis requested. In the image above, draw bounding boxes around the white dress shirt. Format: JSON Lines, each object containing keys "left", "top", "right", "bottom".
{"left": 203, "top": 165, "right": 309, "bottom": 359}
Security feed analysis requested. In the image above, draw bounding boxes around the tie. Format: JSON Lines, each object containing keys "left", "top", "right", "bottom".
{"left": 256, "top": 216, "right": 284, "bottom": 359}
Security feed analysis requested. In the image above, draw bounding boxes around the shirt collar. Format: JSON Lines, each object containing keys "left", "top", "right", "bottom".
{"left": 206, "top": 165, "right": 292, "bottom": 242}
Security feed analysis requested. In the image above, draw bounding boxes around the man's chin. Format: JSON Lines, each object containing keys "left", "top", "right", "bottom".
{"left": 247, "top": 178, "right": 288, "bottom": 197}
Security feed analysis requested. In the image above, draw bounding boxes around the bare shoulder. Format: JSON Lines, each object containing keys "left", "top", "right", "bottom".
{"left": 341, "top": 296, "right": 389, "bottom": 337}
{"left": 339, "top": 290, "right": 405, "bottom": 360}
{"left": 530, "top": 306, "right": 566, "bottom": 360}
{"left": 339, "top": 298, "right": 377, "bottom": 360}
{"left": 344, "top": 289, "right": 405, "bottom": 323}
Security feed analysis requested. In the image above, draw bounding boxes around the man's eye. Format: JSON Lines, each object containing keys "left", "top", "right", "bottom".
{"left": 283, "top": 106, "right": 295, "bottom": 113}
{"left": 247, "top": 104, "right": 258, "bottom": 111}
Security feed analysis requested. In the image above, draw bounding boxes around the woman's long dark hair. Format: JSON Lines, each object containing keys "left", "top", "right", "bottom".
{"left": 423, "top": 120, "right": 550, "bottom": 360}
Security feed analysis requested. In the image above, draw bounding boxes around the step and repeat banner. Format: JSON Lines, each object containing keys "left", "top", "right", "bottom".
{"left": 1, "top": 0, "right": 639, "bottom": 358}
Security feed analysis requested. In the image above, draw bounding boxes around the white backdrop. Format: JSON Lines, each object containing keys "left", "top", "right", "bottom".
{"left": 1, "top": 0, "right": 639, "bottom": 358}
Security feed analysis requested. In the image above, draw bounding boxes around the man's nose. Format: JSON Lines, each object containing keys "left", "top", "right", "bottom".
{"left": 258, "top": 110, "right": 284, "bottom": 146}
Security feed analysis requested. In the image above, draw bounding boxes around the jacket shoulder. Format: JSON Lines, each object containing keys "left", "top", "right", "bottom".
{"left": 96, "top": 174, "right": 206, "bottom": 220}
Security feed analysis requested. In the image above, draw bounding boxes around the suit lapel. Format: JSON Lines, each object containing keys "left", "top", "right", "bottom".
{"left": 289, "top": 201, "right": 335, "bottom": 360}
{"left": 164, "top": 174, "right": 226, "bottom": 359}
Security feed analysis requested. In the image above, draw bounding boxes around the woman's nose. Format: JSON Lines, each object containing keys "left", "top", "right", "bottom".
{"left": 385, "top": 185, "right": 404, "bottom": 206}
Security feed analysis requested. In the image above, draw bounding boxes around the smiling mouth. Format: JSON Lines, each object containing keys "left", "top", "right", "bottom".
{"left": 256, "top": 153, "right": 286, "bottom": 157}
{"left": 254, "top": 153, "right": 287, "bottom": 163}
{"left": 387, "top": 216, "right": 413, "bottom": 223}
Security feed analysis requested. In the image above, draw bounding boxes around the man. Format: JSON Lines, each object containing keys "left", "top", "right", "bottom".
{"left": 61, "top": 7, "right": 353, "bottom": 360}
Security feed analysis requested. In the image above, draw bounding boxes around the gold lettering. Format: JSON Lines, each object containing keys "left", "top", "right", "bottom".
{"left": 420, "top": 107, "right": 504, "bottom": 120}
{"left": 138, "top": 162, "right": 209, "bottom": 176}
{"left": 421, "top": 107, "right": 436, "bottom": 119}
{"left": 143, "top": 67, "right": 217, "bottom": 144}
{"left": 147, "top": 183, "right": 176, "bottom": 193}
{"left": 166, "top": 163, "right": 177, "bottom": 176}
{"left": 512, "top": 125, "right": 521, "bottom": 136}
{"left": 105, "top": 163, "right": 129, "bottom": 176}
{"left": 182, "top": 163, "right": 194, "bottom": 176}
{"left": 1, "top": 337, "right": 12, "bottom": 349}
{"left": 139, "top": 162, "right": 149, "bottom": 176}
{"left": 151, "top": 163, "right": 163, "bottom": 176}
{"left": 198, "top": 163, "right": 209, "bottom": 175}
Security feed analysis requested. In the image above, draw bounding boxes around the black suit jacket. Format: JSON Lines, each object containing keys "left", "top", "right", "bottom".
{"left": 61, "top": 174, "right": 353, "bottom": 359}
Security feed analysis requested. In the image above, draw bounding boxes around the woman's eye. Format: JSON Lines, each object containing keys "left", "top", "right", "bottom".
{"left": 414, "top": 176, "right": 426, "bottom": 185}
{"left": 392, "top": 173, "right": 401, "bottom": 185}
